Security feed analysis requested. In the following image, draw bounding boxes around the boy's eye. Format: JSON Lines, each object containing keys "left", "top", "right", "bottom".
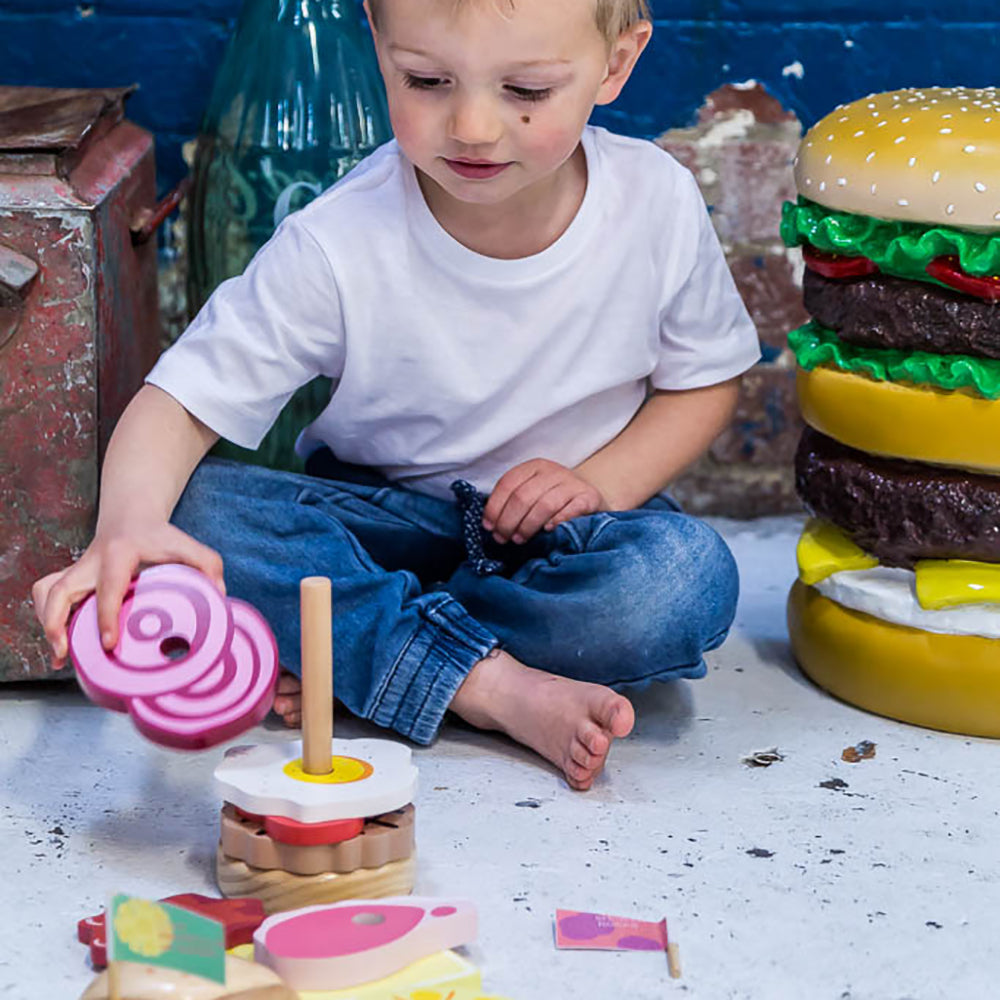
{"left": 505, "top": 85, "right": 553, "bottom": 103}
{"left": 403, "top": 74, "right": 447, "bottom": 90}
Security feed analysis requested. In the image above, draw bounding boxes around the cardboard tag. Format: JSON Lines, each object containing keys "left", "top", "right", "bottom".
{"left": 554, "top": 909, "right": 668, "bottom": 952}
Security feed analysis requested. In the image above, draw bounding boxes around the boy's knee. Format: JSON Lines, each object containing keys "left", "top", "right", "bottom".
{"left": 608, "top": 513, "right": 739, "bottom": 659}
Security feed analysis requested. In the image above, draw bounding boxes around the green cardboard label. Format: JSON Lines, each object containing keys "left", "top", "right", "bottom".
{"left": 108, "top": 895, "right": 226, "bottom": 984}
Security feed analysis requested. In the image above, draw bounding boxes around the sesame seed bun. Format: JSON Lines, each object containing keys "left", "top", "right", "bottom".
{"left": 794, "top": 87, "right": 1000, "bottom": 230}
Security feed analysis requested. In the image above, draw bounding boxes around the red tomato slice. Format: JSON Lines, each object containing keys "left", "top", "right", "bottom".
{"left": 263, "top": 813, "right": 364, "bottom": 846}
{"left": 803, "top": 244, "right": 879, "bottom": 279}
{"left": 926, "top": 256, "right": 1000, "bottom": 301}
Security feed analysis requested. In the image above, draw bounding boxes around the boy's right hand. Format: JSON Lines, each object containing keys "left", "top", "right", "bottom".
{"left": 31, "top": 523, "right": 226, "bottom": 671}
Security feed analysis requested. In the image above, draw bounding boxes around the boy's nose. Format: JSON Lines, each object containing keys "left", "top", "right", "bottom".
{"left": 447, "top": 93, "right": 503, "bottom": 148}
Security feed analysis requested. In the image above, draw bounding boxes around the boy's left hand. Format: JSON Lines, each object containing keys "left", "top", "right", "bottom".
{"left": 483, "top": 458, "right": 608, "bottom": 545}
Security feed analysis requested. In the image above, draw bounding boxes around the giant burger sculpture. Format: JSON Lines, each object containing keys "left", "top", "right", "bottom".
{"left": 783, "top": 86, "right": 1000, "bottom": 735}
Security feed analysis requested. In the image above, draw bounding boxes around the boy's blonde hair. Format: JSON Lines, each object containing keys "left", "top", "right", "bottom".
{"left": 368, "top": 0, "right": 652, "bottom": 45}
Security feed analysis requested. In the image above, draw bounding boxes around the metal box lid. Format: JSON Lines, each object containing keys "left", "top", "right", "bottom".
{"left": 0, "top": 85, "right": 136, "bottom": 176}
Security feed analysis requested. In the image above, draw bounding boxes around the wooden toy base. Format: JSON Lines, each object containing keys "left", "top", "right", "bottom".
{"left": 216, "top": 846, "right": 417, "bottom": 915}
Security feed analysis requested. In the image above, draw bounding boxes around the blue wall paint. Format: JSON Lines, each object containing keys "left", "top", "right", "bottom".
{"left": 2, "top": 1, "right": 998, "bottom": 192}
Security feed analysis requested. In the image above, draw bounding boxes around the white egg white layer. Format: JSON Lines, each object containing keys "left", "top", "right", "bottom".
{"left": 814, "top": 566, "right": 1000, "bottom": 638}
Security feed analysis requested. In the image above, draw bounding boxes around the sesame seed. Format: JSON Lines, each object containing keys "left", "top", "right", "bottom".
{"left": 947, "top": 204, "right": 955, "bottom": 214}
{"left": 964, "top": 144, "right": 977, "bottom": 153}
{"left": 866, "top": 151, "right": 876, "bottom": 162}
{"left": 837, "top": 177, "right": 847, "bottom": 186}
{"left": 976, "top": 182, "right": 987, "bottom": 192}
{"left": 894, "top": 136, "right": 907, "bottom": 144}
{"left": 940, "top": 128, "right": 953, "bottom": 134}
{"left": 908, "top": 157, "right": 917, "bottom": 167}
{"left": 932, "top": 171, "right": 941, "bottom": 183}
{"left": 898, "top": 198, "right": 909, "bottom": 206}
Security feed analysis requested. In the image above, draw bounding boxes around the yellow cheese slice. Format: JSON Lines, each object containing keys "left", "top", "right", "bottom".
{"left": 797, "top": 518, "right": 879, "bottom": 585}
{"left": 915, "top": 559, "right": 1000, "bottom": 610}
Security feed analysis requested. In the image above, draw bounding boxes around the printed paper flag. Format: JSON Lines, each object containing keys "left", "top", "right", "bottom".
{"left": 554, "top": 909, "right": 668, "bottom": 952}
{"left": 108, "top": 894, "right": 226, "bottom": 984}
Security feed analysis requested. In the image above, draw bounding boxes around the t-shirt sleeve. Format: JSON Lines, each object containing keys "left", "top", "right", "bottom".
{"left": 145, "top": 217, "right": 344, "bottom": 450}
{"left": 651, "top": 170, "right": 761, "bottom": 391}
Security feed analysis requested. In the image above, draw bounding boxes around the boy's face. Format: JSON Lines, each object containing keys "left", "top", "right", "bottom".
{"left": 367, "top": 0, "right": 649, "bottom": 211}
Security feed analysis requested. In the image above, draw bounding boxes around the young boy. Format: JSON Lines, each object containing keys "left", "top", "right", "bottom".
{"left": 33, "top": 0, "right": 759, "bottom": 790}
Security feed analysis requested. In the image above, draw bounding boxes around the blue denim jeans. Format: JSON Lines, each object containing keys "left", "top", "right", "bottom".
{"left": 171, "top": 456, "right": 739, "bottom": 745}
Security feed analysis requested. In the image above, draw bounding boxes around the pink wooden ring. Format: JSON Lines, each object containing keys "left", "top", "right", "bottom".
{"left": 68, "top": 565, "right": 279, "bottom": 750}
{"left": 68, "top": 563, "right": 231, "bottom": 708}
{"left": 130, "top": 599, "right": 279, "bottom": 750}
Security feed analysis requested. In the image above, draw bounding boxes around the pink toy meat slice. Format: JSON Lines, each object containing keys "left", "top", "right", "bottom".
{"left": 254, "top": 898, "right": 477, "bottom": 991}
{"left": 68, "top": 564, "right": 278, "bottom": 750}
{"left": 130, "top": 599, "right": 279, "bottom": 750}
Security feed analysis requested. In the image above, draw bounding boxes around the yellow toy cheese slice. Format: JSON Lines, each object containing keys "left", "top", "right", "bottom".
{"left": 796, "top": 518, "right": 879, "bottom": 585}
{"left": 915, "top": 559, "right": 1000, "bottom": 610}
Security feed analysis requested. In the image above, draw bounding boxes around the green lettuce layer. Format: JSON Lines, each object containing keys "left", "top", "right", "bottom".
{"left": 781, "top": 199, "right": 1000, "bottom": 284}
{"left": 789, "top": 320, "right": 1000, "bottom": 400}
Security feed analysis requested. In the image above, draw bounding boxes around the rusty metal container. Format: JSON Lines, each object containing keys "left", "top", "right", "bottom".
{"left": 0, "top": 86, "right": 163, "bottom": 680}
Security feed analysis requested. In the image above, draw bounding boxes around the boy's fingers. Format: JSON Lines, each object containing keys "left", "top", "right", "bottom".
{"left": 483, "top": 463, "right": 539, "bottom": 528}
{"left": 493, "top": 473, "right": 560, "bottom": 541}
{"left": 544, "top": 493, "right": 594, "bottom": 531}
{"left": 152, "top": 530, "right": 227, "bottom": 596}
{"left": 36, "top": 568, "right": 96, "bottom": 662}
{"left": 95, "top": 555, "right": 141, "bottom": 650}
{"left": 511, "top": 485, "right": 575, "bottom": 542}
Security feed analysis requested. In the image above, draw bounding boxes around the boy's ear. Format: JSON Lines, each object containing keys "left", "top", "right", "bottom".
{"left": 363, "top": 0, "right": 378, "bottom": 39}
{"left": 594, "top": 21, "right": 653, "bottom": 106}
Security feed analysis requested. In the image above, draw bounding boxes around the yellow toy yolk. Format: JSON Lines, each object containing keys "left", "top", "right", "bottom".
{"left": 283, "top": 755, "right": 374, "bottom": 784}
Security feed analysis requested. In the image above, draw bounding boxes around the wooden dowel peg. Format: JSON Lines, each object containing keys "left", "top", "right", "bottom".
{"left": 667, "top": 941, "right": 682, "bottom": 979}
{"left": 108, "top": 959, "right": 121, "bottom": 1000}
{"left": 300, "top": 576, "right": 333, "bottom": 775}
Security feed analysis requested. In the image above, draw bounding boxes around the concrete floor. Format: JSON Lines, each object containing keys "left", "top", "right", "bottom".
{"left": 3, "top": 515, "right": 999, "bottom": 999}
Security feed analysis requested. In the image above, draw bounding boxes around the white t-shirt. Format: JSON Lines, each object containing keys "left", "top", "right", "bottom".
{"left": 148, "top": 126, "right": 760, "bottom": 499}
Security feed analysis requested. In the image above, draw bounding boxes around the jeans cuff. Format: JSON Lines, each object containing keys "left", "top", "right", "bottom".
{"left": 369, "top": 595, "right": 498, "bottom": 745}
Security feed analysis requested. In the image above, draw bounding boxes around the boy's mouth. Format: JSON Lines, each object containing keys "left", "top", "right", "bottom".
{"left": 444, "top": 158, "right": 511, "bottom": 180}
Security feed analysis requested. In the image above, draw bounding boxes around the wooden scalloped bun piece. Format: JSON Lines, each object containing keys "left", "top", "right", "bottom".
{"left": 786, "top": 87, "right": 1000, "bottom": 735}
{"left": 78, "top": 954, "right": 297, "bottom": 1000}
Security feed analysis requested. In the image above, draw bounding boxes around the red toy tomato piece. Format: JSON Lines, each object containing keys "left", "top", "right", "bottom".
{"left": 264, "top": 813, "right": 365, "bottom": 846}
{"left": 926, "top": 256, "right": 1000, "bottom": 300}
{"left": 803, "top": 244, "right": 879, "bottom": 279}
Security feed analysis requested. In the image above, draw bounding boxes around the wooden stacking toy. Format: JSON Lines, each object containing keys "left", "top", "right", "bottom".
{"left": 214, "top": 577, "right": 419, "bottom": 913}
{"left": 253, "top": 897, "right": 477, "bottom": 991}
{"left": 68, "top": 563, "right": 279, "bottom": 750}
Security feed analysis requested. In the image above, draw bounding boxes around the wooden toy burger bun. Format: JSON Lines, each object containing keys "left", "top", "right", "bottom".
{"left": 784, "top": 87, "right": 1000, "bottom": 736}
{"left": 79, "top": 954, "right": 296, "bottom": 1000}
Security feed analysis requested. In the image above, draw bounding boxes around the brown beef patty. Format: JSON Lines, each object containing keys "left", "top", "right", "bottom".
{"left": 795, "top": 426, "right": 1000, "bottom": 568}
{"left": 803, "top": 269, "right": 1000, "bottom": 358}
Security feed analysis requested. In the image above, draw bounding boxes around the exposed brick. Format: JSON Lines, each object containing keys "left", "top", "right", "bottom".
{"left": 711, "top": 366, "right": 802, "bottom": 468}
{"left": 726, "top": 246, "right": 808, "bottom": 354}
{"left": 671, "top": 460, "right": 803, "bottom": 519}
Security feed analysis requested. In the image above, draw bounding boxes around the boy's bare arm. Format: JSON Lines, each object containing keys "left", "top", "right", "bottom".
{"left": 484, "top": 378, "right": 742, "bottom": 544}
{"left": 32, "top": 384, "right": 223, "bottom": 667}
{"left": 575, "top": 378, "right": 741, "bottom": 510}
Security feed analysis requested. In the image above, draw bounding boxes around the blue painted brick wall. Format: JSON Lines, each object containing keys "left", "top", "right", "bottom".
{"left": 2, "top": 0, "right": 999, "bottom": 192}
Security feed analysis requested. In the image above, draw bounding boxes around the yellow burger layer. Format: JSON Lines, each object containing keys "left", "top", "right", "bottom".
{"left": 796, "top": 365, "right": 1000, "bottom": 474}
{"left": 788, "top": 580, "right": 1000, "bottom": 738}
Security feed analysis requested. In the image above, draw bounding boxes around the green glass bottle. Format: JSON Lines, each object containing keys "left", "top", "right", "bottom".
{"left": 186, "top": 0, "right": 390, "bottom": 470}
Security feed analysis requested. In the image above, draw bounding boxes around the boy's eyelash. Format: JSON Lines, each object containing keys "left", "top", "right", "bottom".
{"left": 506, "top": 86, "right": 553, "bottom": 103}
{"left": 401, "top": 74, "right": 553, "bottom": 103}
{"left": 403, "top": 74, "right": 446, "bottom": 90}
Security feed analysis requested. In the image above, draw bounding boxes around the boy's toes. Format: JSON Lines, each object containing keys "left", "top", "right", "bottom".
{"left": 565, "top": 758, "right": 597, "bottom": 790}
{"left": 282, "top": 711, "right": 302, "bottom": 729}
{"left": 602, "top": 696, "right": 635, "bottom": 739}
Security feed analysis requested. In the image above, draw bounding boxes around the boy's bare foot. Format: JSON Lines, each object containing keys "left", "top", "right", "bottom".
{"left": 450, "top": 650, "right": 634, "bottom": 791}
{"left": 273, "top": 670, "right": 303, "bottom": 728}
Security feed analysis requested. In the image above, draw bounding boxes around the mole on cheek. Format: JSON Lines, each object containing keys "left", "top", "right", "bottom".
{"left": 521, "top": 115, "right": 531, "bottom": 124}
